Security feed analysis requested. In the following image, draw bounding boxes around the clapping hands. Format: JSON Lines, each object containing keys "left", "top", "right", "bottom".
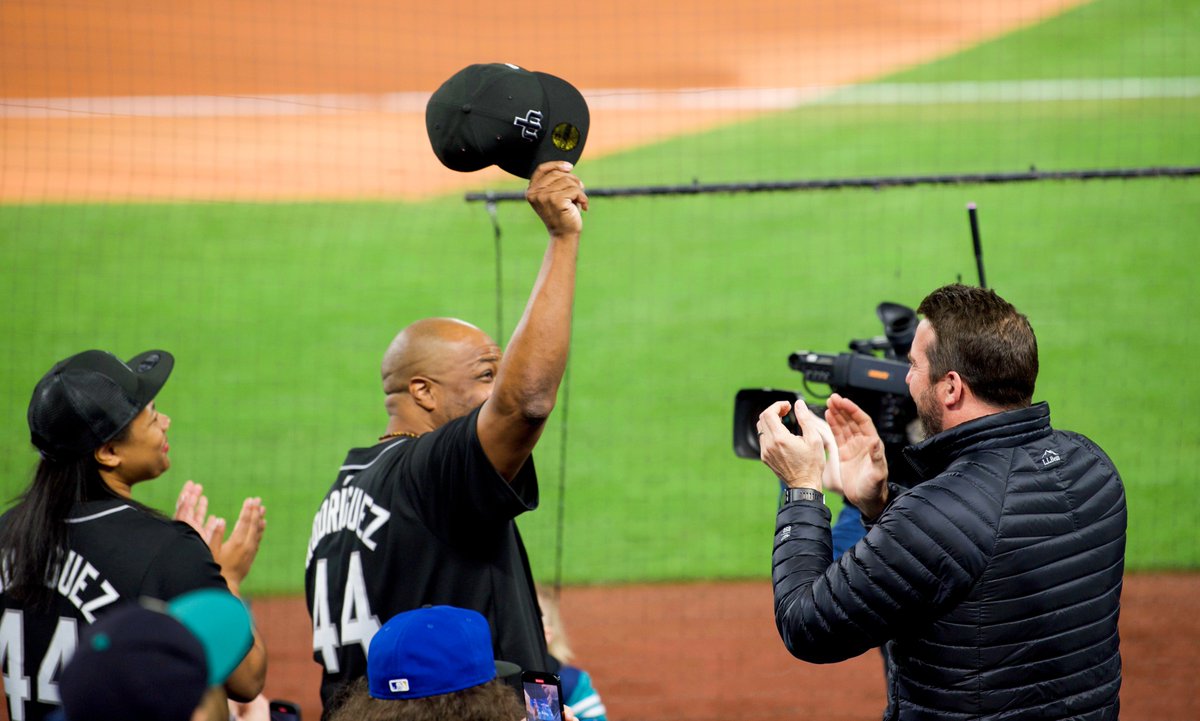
{"left": 174, "top": 481, "right": 267, "bottom": 596}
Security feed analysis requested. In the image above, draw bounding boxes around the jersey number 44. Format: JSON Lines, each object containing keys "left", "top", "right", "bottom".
{"left": 310, "top": 550, "right": 381, "bottom": 673}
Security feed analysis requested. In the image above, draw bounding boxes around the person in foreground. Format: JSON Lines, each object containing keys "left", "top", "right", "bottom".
{"left": 328, "top": 605, "right": 578, "bottom": 721}
{"left": 758, "top": 283, "right": 1126, "bottom": 720}
{"left": 306, "top": 161, "right": 587, "bottom": 714}
{"left": 50, "top": 588, "right": 254, "bottom": 721}
{"left": 0, "top": 349, "right": 267, "bottom": 721}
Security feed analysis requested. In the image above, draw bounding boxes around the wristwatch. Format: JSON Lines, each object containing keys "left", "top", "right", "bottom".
{"left": 782, "top": 487, "right": 824, "bottom": 506}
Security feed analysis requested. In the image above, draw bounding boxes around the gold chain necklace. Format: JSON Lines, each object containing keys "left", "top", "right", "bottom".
{"left": 378, "top": 431, "right": 421, "bottom": 441}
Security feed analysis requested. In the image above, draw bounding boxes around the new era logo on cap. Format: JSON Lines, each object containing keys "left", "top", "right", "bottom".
{"left": 426, "top": 63, "right": 589, "bottom": 179}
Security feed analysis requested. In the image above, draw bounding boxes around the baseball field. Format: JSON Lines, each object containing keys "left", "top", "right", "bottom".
{"left": 2, "top": 0, "right": 1198, "bottom": 718}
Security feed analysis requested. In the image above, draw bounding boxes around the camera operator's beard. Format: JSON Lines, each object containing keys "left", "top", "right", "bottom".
{"left": 916, "top": 385, "right": 945, "bottom": 438}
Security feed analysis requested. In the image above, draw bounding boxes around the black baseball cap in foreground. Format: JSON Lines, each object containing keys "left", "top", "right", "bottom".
{"left": 27, "top": 349, "right": 173, "bottom": 461}
{"left": 54, "top": 589, "right": 254, "bottom": 721}
{"left": 426, "top": 63, "right": 589, "bottom": 179}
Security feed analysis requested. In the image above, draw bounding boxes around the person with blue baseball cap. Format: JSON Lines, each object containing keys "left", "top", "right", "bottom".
{"left": 328, "top": 605, "right": 579, "bottom": 721}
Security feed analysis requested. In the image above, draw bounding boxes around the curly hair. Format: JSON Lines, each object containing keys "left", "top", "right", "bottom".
{"left": 326, "top": 677, "right": 523, "bottom": 721}
{"left": 917, "top": 283, "right": 1038, "bottom": 408}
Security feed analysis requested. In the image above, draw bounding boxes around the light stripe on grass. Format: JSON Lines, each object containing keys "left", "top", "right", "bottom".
{"left": 4, "top": 78, "right": 1198, "bottom": 118}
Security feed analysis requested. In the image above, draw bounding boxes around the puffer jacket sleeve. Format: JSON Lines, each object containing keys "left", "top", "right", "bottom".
{"left": 773, "top": 470, "right": 1002, "bottom": 663}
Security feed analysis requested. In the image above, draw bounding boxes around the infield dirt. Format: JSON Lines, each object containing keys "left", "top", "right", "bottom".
{"left": 253, "top": 574, "right": 1198, "bottom": 720}
{"left": 4, "top": 0, "right": 1088, "bottom": 201}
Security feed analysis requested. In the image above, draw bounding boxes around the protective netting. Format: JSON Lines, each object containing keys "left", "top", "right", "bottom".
{"left": 2, "top": 1, "right": 1197, "bottom": 717}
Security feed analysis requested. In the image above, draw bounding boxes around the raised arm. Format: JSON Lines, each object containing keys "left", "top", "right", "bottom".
{"left": 477, "top": 161, "right": 588, "bottom": 479}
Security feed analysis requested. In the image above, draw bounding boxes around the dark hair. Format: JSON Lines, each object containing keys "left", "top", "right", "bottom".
{"left": 327, "top": 677, "right": 523, "bottom": 721}
{"left": 917, "top": 283, "right": 1038, "bottom": 408}
{"left": 0, "top": 426, "right": 134, "bottom": 608}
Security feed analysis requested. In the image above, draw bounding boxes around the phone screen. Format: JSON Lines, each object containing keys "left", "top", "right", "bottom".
{"left": 522, "top": 672, "right": 564, "bottom": 721}
{"left": 269, "top": 699, "right": 301, "bottom": 721}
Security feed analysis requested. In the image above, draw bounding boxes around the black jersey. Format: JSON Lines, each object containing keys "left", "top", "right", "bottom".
{"left": 0, "top": 499, "right": 227, "bottom": 721}
{"left": 305, "top": 406, "right": 550, "bottom": 712}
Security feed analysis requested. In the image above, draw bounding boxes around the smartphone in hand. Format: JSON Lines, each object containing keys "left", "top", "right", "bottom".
{"left": 522, "top": 670, "right": 564, "bottom": 721}
{"left": 269, "top": 699, "right": 301, "bottom": 721}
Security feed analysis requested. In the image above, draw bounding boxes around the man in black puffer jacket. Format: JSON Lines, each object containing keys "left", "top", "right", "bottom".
{"left": 757, "top": 284, "right": 1125, "bottom": 720}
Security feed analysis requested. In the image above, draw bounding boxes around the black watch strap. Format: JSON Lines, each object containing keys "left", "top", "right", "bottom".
{"left": 782, "top": 487, "right": 824, "bottom": 506}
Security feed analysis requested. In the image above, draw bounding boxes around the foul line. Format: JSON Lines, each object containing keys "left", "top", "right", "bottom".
{"left": 1, "top": 78, "right": 1198, "bottom": 119}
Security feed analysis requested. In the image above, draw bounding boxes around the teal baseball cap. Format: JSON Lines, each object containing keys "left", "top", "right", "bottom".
{"left": 57, "top": 589, "right": 253, "bottom": 721}
{"left": 167, "top": 588, "right": 255, "bottom": 686}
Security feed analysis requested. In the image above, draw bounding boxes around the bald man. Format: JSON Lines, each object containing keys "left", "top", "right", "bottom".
{"left": 304, "top": 162, "right": 586, "bottom": 716}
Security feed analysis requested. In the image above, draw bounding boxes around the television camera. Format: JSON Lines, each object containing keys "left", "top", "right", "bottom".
{"left": 732, "top": 201, "right": 995, "bottom": 489}
{"left": 733, "top": 301, "right": 923, "bottom": 487}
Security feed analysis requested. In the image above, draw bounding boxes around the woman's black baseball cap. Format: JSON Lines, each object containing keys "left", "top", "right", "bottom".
{"left": 426, "top": 63, "right": 589, "bottom": 179}
{"left": 27, "top": 349, "right": 174, "bottom": 460}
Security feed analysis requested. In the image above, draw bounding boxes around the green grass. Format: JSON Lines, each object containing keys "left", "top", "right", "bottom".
{"left": 2, "top": 0, "right": 1198, "bottom": 593}
{"left": 891, "top": 0, "right": 1199, "bottom": 81}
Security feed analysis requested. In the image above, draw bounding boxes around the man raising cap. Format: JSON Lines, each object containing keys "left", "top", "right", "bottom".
{"left": 305, "top": 160, "right": 587, "bottom": 716}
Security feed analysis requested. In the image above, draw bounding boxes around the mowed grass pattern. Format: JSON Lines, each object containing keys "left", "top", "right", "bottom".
{"left": 1, "top": 0, "right": 1197, "bottom": 592}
